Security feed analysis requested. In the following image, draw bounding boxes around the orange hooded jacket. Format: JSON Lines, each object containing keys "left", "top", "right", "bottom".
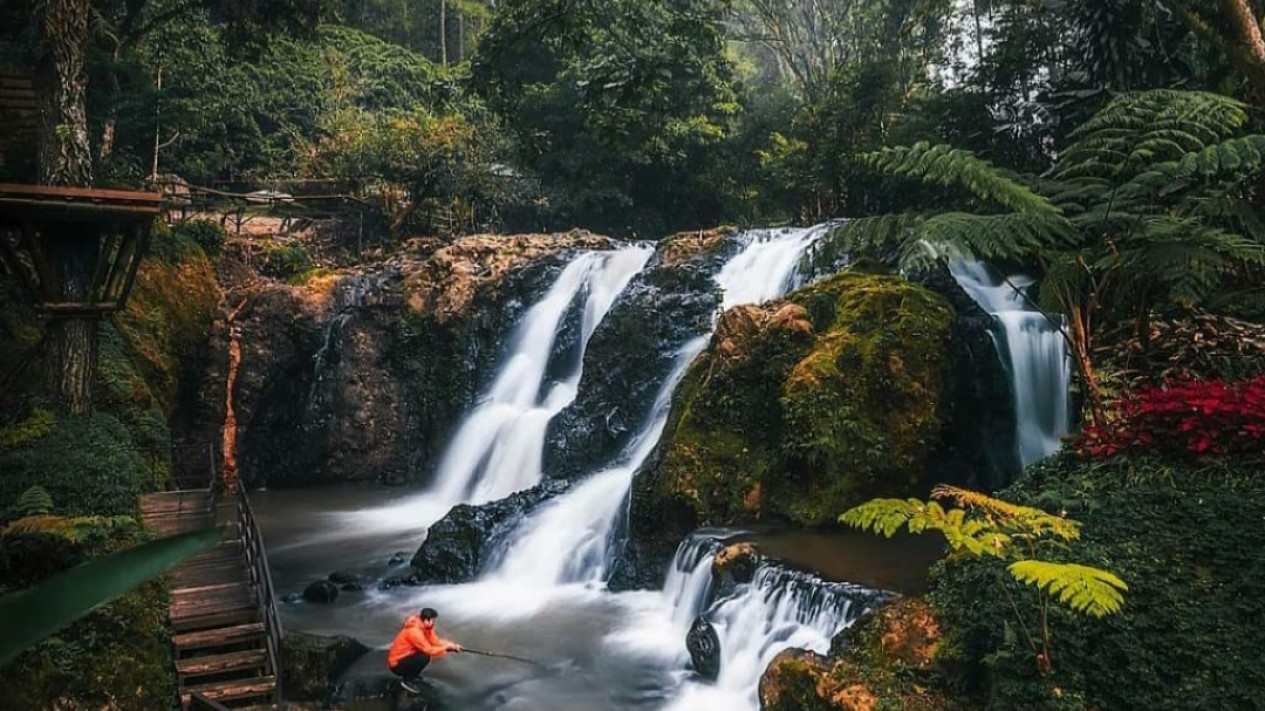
{"left": 388, "top": 614, "right": 451, "bottom": 668}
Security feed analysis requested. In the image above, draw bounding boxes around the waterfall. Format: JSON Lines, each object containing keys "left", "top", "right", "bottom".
{"left": 948, "top": 261, "right": 1071, "bottom": 467}
{"left": 484, "top": 226, "right": 825, "bottom": 586}
{"left": 662, "top": 534, "right": 723, "bottom": 633}
{"left": 663, "top": 559, "right": 879, "bottom": 711}
{"left": 346, "top": 246, "right": 651, "bottom": 531}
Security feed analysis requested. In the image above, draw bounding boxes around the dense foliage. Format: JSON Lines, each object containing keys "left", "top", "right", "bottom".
{"left": 932, "top": 454, "right": 1265, "bottom": 711}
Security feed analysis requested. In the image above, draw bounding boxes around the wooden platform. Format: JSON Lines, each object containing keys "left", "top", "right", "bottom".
{"left": 140, "top": 490, "right": 277, "bottom": 709}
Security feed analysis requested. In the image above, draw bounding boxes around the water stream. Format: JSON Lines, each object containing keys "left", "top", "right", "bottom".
{"left": 948, "top": 261, "right": 1071, "bottom": 466}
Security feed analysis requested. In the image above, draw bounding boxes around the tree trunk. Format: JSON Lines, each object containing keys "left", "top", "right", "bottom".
{"left": 440, "top": 0, "right": 448, "bottom": 66}
{"left": 33, "top": 0, "right": 100, "bottom": 414}
{"left": 41, "top": 224, "right": 102, "bottom": 415}
{"left": 32, "top": 0, "right": 93, "bottom": 187}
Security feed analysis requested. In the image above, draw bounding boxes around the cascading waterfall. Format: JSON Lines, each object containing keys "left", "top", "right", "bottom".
{"left": 948, "top": 261, "right": 1071, "bottom": 466}
{"left": 662, "top": 534, "right": 723, "bottom": 632}
{"left": 483, "top": 227, "right": 826, "bottom": 588}
{"left": 663, "top": 554, "right": 879, "bottom": 711}
{"left": 348, "top": 246, "right": 651, "bottom": 531}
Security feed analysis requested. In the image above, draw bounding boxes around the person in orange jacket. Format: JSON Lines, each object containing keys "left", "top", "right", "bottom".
{"left": 388, "top": 607, "right": 463, "bottom": 692}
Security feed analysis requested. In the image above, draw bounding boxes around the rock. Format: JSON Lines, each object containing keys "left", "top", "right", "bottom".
{"left": 687, "top": 616, "right": 722, "bottom": 681}
{"left": 758, "top": 598, "right": 947, "bottom": 711}
{"left": 544, "top": 230, "right": 740, "bottom": 479}
{"left": 328, "top": 570, "right": 363, "bottom": 585}
{"left": 712, "top": 542, "right": 760, "bottom": 597}
{"left": 388, "top": 551, "right": 409, "bottom": 566}
{"left": 281, "top": 630, "right": 371, "bottom": 703}
{"left": 340, "top": 582, "right": 365, "bottom": 592}
{"left": 411, "top": 479, "right": 572, "bottom": 583}
{"left": 303, "top": 580, "right": 339, "bottom": 604}
{"left": 630, "top": 270, "right": 955, "bottom": 566}
{"left": 228, "top": 232, "right": 617, "bottom": 488}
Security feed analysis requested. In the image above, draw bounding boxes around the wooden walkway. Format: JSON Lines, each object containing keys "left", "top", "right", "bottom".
{"left": 141, "top": 489, "right": 281, "bottom": 709}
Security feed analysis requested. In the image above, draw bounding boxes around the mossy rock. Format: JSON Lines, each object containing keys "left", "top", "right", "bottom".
{"left": 759, "top": 599, "right": 956, "bottom": 711}
{"left": 649, "top": 270, "right": 953, "bottom": 529}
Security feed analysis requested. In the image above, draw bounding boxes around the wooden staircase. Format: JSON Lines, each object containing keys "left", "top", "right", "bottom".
{"left": 141, "top": 488, "right": 283, "bottom": 709}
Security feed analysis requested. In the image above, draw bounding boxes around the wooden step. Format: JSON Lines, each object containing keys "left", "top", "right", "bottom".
{"left": 174, "top": 622, "right": 266, "bottom": 651}
{"left": 170, "top": 562, "right": 250, "bottom": 588}
{"left": 173, "top": 581, "right": 253, "bottom": 602}
{"left": 172, "top": 605, "right": 259, "bottom": 633}
{"left": 183, "top": 542, "right": 245, "bottom": 566}
{"left": 172, "top": 592, "right": 256, "bottom": 620}
{"left": 181, "top": 676, "right": 276, "bottom": 704}
{"left": 176, "top": 649, "right": 268, "bottom": 677}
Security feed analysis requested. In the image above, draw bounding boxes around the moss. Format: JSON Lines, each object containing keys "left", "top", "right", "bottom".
{"left": 0, "top": 515, "right": 175, "bottom": 711}
{"left": 652, "top": 270, "right": 953, "bottom": 528}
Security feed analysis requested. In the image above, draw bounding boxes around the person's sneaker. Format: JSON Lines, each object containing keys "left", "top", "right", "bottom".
{"left": 400, "top": 679, "right": 421, "bottom": 694}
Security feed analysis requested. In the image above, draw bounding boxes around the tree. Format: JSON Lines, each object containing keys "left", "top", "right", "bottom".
{"left": 842, "top": 484, "right": 1127, "bottom": 674}
{"left": 1157, "top": 0, "right": 1265, "bottom": 100}
{"left": 472, "top": 0, "right": 740, "bottom": 236}
{"left": 819, "top": 90, "right": 1265, "bottom": 422}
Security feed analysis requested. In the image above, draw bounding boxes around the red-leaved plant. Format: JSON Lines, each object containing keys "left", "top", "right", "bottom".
{"left": 1076, "top": 377, "right": 1265, "bottom": 461}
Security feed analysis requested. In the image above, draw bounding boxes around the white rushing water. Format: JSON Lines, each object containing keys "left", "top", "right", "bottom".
{"left": 663, "top": 556, "right": 873, "bottom": 711}
{"left": 343, "top": 245, "right": 651, "bottom": 532}
{"left": 948, "top": 261, "right": 1071, "bottom": 466}
{"left": 485, "top": 226, "right": 825, "bottom": 587}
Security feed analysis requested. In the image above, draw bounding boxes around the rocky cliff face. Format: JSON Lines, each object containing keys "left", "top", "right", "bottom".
{"left": 230, "top": 232, "right": 614, "bottom": 488}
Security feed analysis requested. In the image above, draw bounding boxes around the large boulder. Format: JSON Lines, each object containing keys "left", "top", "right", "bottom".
{"left": 712, "top": 542, "right": 760, "bottom": 597}
{"left": 411, "top": 479, "right": 572, "bottom": 583}
{"left": 282, "top": 631, "right": 371, "bottom": 703}
{"left": 632, "top": 270, "right": 954, "bottom": 557}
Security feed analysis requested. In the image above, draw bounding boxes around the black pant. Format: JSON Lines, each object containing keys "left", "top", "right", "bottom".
{"left": 390, "top": 652, "right": 431, "bottom": 680}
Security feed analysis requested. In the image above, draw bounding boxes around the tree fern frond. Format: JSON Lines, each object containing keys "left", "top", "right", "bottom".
{"left": 1008, "top": 560, "right": 1128, "bottom": 617}
{"left": 932, "top": 485, "right": 1081, "bottom": 540}
{"left": 1125, "top": 135, "right": 1265, "bottom": 197}
{"left": 863, "top": 142, "right": 1059, "bottom": 216}
{"left": 10, "top": 486, "right": 53, "bottom": 518}
{"left": 895, "top": 212, "right": 1076, "bottom": 273}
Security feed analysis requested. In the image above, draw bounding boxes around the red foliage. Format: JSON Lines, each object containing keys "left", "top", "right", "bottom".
{"left": 1076, "top": 377, "right": 1265, "bottom": 462}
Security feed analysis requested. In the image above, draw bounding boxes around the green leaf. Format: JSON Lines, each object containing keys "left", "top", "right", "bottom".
{"left": 1008, "top": 560, "right": 1129, "bottom": 618}
{"left": 0, "top": 527, "right": 221, "bottom": 666}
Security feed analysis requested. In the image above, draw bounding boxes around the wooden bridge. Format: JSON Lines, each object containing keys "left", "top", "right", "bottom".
{"left": 140, "top": 483, "right": 283, "bottom": 710}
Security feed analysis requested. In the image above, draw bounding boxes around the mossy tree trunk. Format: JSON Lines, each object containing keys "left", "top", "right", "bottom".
{"left": 31, "top": 0, "right": 100, "bottom": 415}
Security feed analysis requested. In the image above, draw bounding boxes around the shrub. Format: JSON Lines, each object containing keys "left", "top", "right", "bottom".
{"left": 0, "top": 515, "right": 175, "bottom": 710}
{"left": 261, "top": 241, "right": 315, "bottom": 280}
{"left": 1076, "top": 377, "right": 1265, "bottom": 463}
{"left": 931, "top": 454, "right": 1265, "bottom": 711}
{"left": 172, "top": 218, "right": 227, "bottom": 257}
{"left": 0, "top": 413, "right": 148, "bottom": 516}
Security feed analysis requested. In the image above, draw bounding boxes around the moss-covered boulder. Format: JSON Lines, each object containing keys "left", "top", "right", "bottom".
{"left": 759, "top": 598, "right": 954, "bottom": 711}
{"left": 282, "top": 631, "right": 371, "bottom": 703}
{"left": 639, "top": 270, "right": 953, "bottom": 537}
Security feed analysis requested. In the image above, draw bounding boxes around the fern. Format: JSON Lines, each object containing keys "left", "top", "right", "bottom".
{"left": 931, "top": 485, "right": 1081, "bottom": 541}
{"left": 863, "top": 142, "right": 1060, "bottom": 216}
{"left": 10, "top": 486, "right": 53, "bottom": 518}
{"left": 1008, "top": 561, "right": 1128, "bottom": 618}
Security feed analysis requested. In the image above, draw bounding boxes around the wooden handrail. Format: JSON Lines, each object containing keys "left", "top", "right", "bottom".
{"left": 236, "top": 486, "right": 284, "bottom": 702}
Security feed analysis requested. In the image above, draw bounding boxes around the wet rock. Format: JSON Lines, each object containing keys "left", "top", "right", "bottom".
{"left": 544, "top": 231, "right": 739, "bottom": 480}
{"left": 281, "top": 631, "right": 371, "bottom": 702}
{"left": 687, "top": 616, "right": 722, "bottom": 681}
{"left": 712, "top": 542, "right": 760, "bottom": 597}
{"left": 388, "top": 551, "right": 409, "bottom": 566}
{"left": 411, "top": 479, "right": 572, "bottom": 584}
{"left": 303, "top": 580, "right": 340, "bottom": 603}
{"left": 340, "top": 582, "right": 365, "bottom": 592}
{"left": 328, "top": 570, "right": 364, "bottom": 585}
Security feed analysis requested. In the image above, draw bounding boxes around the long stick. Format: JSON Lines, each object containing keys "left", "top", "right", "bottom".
{"left": 461, "top": 648, "right": 546, "bottom": 667}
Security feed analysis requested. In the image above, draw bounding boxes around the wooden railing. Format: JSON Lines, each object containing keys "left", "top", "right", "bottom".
{"left": 236, "top": 486, "right": 284, "bottom": 702}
